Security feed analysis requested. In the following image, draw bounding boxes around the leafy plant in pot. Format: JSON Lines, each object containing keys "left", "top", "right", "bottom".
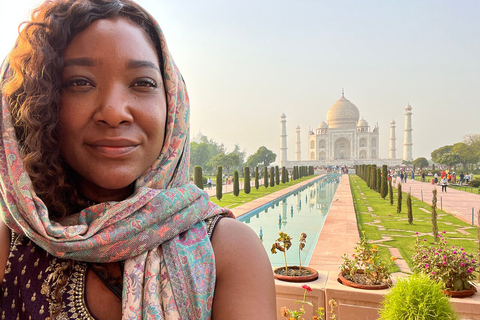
{"left": 338, "top": 231, "right": 393, "bottom": 289}
{"left": 412, "top": 232, "right": 479, "bottom": 297}
{"left": 271, "top": 232, "right": 318, "bottom": 282}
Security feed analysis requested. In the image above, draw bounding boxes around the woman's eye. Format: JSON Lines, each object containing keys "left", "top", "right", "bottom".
{"left": 132, "top": 79, "right": 158, "bottom": 88}
{"left": 63, "top": 78, "right": 93, "bottom": 88}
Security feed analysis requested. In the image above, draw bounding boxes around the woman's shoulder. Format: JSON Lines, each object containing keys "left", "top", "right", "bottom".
{"left": 0, "top": 219, "right": 11, "bottom": 283}
{"left": 210, "top": 217, "right": 276, "bottom": 318}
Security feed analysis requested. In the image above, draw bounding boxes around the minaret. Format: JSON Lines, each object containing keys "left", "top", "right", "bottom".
{"left": 295, "top": 125, "right": 301, "bottom": 161}
{"left": 389, "top": 120, "right": 396, "bottom": 159}
{"left": 403, "top": 104, "right": 413, "bottom": 161}
{"left": 280, "top": 113, "right": 287, "bottom": 167}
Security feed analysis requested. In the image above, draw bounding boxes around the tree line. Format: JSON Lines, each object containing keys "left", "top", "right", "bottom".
{"left": 193, "top": 164, "right": 315, "bottom": 200}
{"left": 190, "top": 135, "right": 277, "bottom": 174}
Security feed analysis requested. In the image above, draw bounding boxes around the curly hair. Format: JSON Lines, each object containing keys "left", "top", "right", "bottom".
{"left": 2, "top": 0, "right": 163, "bottom": 219}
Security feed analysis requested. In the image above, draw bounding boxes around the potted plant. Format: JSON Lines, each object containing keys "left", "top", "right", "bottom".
{"left": 271, "top": 232, "right": 319, "bottom": 282}
{"left": 280, "top": 285, "right": 324, "bottom": 320}
{"left": 412, "top": 231, "right": 479, "bottom": 297}
{"left": 378, "top": 273, "right": 459, "bottom": 320}
{"left": 338, "top": 231, "right": 393, "bottom": 289}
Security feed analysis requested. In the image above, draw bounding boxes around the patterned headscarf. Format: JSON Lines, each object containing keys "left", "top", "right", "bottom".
{"left": 0, "top": 1, "right": 232, "bottom": 319}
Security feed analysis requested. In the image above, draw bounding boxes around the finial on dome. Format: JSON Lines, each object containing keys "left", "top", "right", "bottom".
{"left": 342, "top": 88, "right": 344, "bottom": 97}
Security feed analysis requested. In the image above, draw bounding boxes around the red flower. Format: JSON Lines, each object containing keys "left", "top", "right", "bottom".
{"left": 302, "top": 284, "right": 312, "bottom": 292}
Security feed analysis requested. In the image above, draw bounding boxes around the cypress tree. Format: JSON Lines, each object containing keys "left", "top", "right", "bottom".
{"left": 389, "top": 177, "right": 394, "bottom": 205}
{"left": 244, "top": 167, "right": 251, "bottom": 194}
{"left": 407, "top": 192, "right": 413, "bottom": 225}
{"left": 286, "top": 169, "right": 290, "bottom": 182}
{"left": 397, "top": 182, "right": 402, "bottom": 213}
{"left": 281, "top": 166, "right": 286, "bottom": 184}
{"left": 255, "top": 167, "right": 259, "bottom": 190}
{"left": 233, "top": 170, "right": 239, "bottom": 197}
{"left": 366, "top": 165, "right": 371, "bottom": 187}
{"left": 376, "top": 168, "right": 381, "bottom": 194}
{"left": 275, "top": 166, "right": 280, "bottom": 185}
{"left": 381, "top": 165, "right": 388, "bottom": 199}
{"left": 432, "top": 189, "right": 439, "bottom": 242}
{"left": 193, "top": 166, "right": 203, "bottom": 190}
{"left": 270, "top": 167, "right": 275, "bottom": 187}
{"left": 216, "top": 165, "right": 223, "bottom": 201}
{"left": 371, "top": 165, "right": 377, "bottom": 191}
{"left": 264, "top": 166, "right": 268, "bottom": 188}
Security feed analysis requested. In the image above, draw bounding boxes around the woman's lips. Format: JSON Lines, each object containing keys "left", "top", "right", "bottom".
{"left": 91, "top": 145, "right": 137, "bottom": 157}
{"left": 88, "top": 139, "right": 139, "bottom": 157}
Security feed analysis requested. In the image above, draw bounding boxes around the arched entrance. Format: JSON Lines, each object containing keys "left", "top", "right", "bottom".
{"left": 334, "top": 137, "right": 351, "bottom": 160}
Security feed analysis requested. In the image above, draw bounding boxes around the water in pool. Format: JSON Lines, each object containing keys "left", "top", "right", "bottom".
{"left": 239, "top": 175, "right": 341, "bottom": 267}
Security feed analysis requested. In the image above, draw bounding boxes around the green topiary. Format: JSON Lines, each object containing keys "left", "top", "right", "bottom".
{"left": 193, "top": 166, "right": 203, "bottom": 190}
{"left": 275, "top": 166, "right": 280, "bottom": 185}
{"left": 264, "top": 166, "right": 268, "bottom": 188}
{"left": 381, "top": 165, "right": 388, "bottom": 199}
{"left": 255, "top": 167, "right": 259, "bottom": 190}
{"left": 216, "top": 165, "right": 223, "bottom": 201}
{"left": 269, "top": 167, "right": 275, "bottom": 187}
{"left": 378, "top": 273, "right": 458, "bottom": 320}
{"left": 281, "top": 166, "right": 286, "bottom": 184}
{"left": 233, "top": 170, "right": 239, "bottom": 197}
{"left": 244, "top": 167, "right": 251, "bottom": 194}
{"left": 407, "top": 192, "right": 413, "bottom": 225}
{"left": 389, "top": 178, "right": 394, "bottom": 205}
{"left": 397, "top": 182, "right": 402, "bottom": 213}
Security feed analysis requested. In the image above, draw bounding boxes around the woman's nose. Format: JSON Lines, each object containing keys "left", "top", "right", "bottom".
{"left": 93, "top": 84, "right": 134, "bottom": 127}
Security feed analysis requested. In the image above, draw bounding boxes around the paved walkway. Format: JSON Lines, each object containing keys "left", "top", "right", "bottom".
{"left": 394, "top": 179, "right": 480, "bottom": 226}
{"left": 308, "top": 175, "right": 360, "bottom": 272}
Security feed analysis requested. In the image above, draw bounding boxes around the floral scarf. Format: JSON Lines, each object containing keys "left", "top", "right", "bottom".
{"left": 0, "top": 5, "right": 232, "bottom": 320}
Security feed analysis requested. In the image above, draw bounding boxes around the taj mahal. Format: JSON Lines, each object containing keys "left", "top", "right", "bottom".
{"left": 279, "top": 90, "right": 413, "bottom": 168}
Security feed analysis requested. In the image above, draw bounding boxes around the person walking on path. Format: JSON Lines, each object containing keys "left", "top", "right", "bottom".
{"left": 441, "top": 177, "right": 448, "bottom": 192}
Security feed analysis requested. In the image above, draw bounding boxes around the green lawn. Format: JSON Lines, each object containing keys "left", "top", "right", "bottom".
{"left": 350, "top": 175, "right": 478, "bottom": 273}
{"left": 209, "top": 175, "right": 319, "bottom": 209}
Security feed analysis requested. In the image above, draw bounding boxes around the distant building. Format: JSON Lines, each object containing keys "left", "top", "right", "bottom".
{"left": 280, "top": 91, "right": 407, "bottom": 168}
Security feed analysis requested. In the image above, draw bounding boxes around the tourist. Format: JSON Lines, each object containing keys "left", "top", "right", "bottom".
{"left": 421, "top": 171, "right": 426, "bottom": 182}
{"left": 434, "top": 172, "right": 439, "bottom": 184}
{"left": 0, "top": 1, "right": 276, "bottom": 318}
{"left": 460, "top": 172, "right": 465, "bottom": 184}
{"left": 207, "top": 177, "right": 213, "bottom": 189}
{"left": 470, "top": 173, "right": 474, "bottom": 183}
{"left": 411, "top": 171, "right": 415, "bottom": 181}
{"left": 440, "top": 177, "right": 448, "bottom": 192}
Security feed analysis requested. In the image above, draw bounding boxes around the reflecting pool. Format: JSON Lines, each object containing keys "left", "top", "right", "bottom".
{"left": 238, "top": 175, "right": 341, "bottom": 267}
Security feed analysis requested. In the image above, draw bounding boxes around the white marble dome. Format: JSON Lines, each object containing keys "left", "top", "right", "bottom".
{"left": 357, "top": 119, "right": 368, "bottom": 127}
{"left": 318, "top": 121, "right": 329, "bottom": 129}
{"left": 326, "top": 94, "right": 360, "bottom": 129}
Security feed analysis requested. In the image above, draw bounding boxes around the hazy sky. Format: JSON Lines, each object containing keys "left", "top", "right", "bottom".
{"left": 1, "top": 1, "right": 479, "bottom": 162}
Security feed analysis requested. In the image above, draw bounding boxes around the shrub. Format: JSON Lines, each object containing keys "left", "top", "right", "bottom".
{"left": 432, "top": 188, "right": 439, "bottom": 242}
{"left": 379, "top": 273, "right": 458, "bottom": 320}
{"left": 376, "top": 167, "right": 381, "bottom": 194}
{"left": 275, "top": 166, "right": 280, "bottom": 185}
{"left": 264, "top": 166, "right": 268, "bottom": 188}
{"left": 255, "top": 167, "right": 259, "bottom": 190}
{"left": 407, "top": 192, "right": 413, "bottom": 225}
{"left": 270, "top": 167, "right": 275, "bottom": 187}
{"left": 381, "top": 165, "right": 388, "bottom": 199}
{"left": 193, "top": 166, "right": 203, "bottom": 190}
{"left": 281, "top": 166, "right": 286, "bottom": 184}
{"left": 216, "top": 165, "right": 223, "bottom": 200}
{"left": 397, "top": 182, "right": 402, "bottom": 213}
{"left": 233, "top": 170, "right": 239, "bottom": 197}
{"left": 469, "top": 179, "right": 480, "bottom": 188}
{"left": 244, "top": 167, "right": 251, "bottom": 194}
{"left": 389, "top": 178, "right": 393, "bottom": 205}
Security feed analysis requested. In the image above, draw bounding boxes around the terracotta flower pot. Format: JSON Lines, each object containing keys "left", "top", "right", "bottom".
{"left": 443, "top": 286, "right": 476, "bottom": 298}
{"left": 273, "top": 266, "right": 319, "bottom": 282}
{"left": 338, "top": 271, "right": 391, "bottom": 290}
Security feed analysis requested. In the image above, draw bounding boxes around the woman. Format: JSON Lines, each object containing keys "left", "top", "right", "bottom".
{"left": 0, "top": 0, "right": 276, "bottom": 319}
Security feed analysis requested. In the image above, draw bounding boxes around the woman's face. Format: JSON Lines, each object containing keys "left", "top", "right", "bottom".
{"left": 59, "top": 17, "right": 166, "bottom": 202}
